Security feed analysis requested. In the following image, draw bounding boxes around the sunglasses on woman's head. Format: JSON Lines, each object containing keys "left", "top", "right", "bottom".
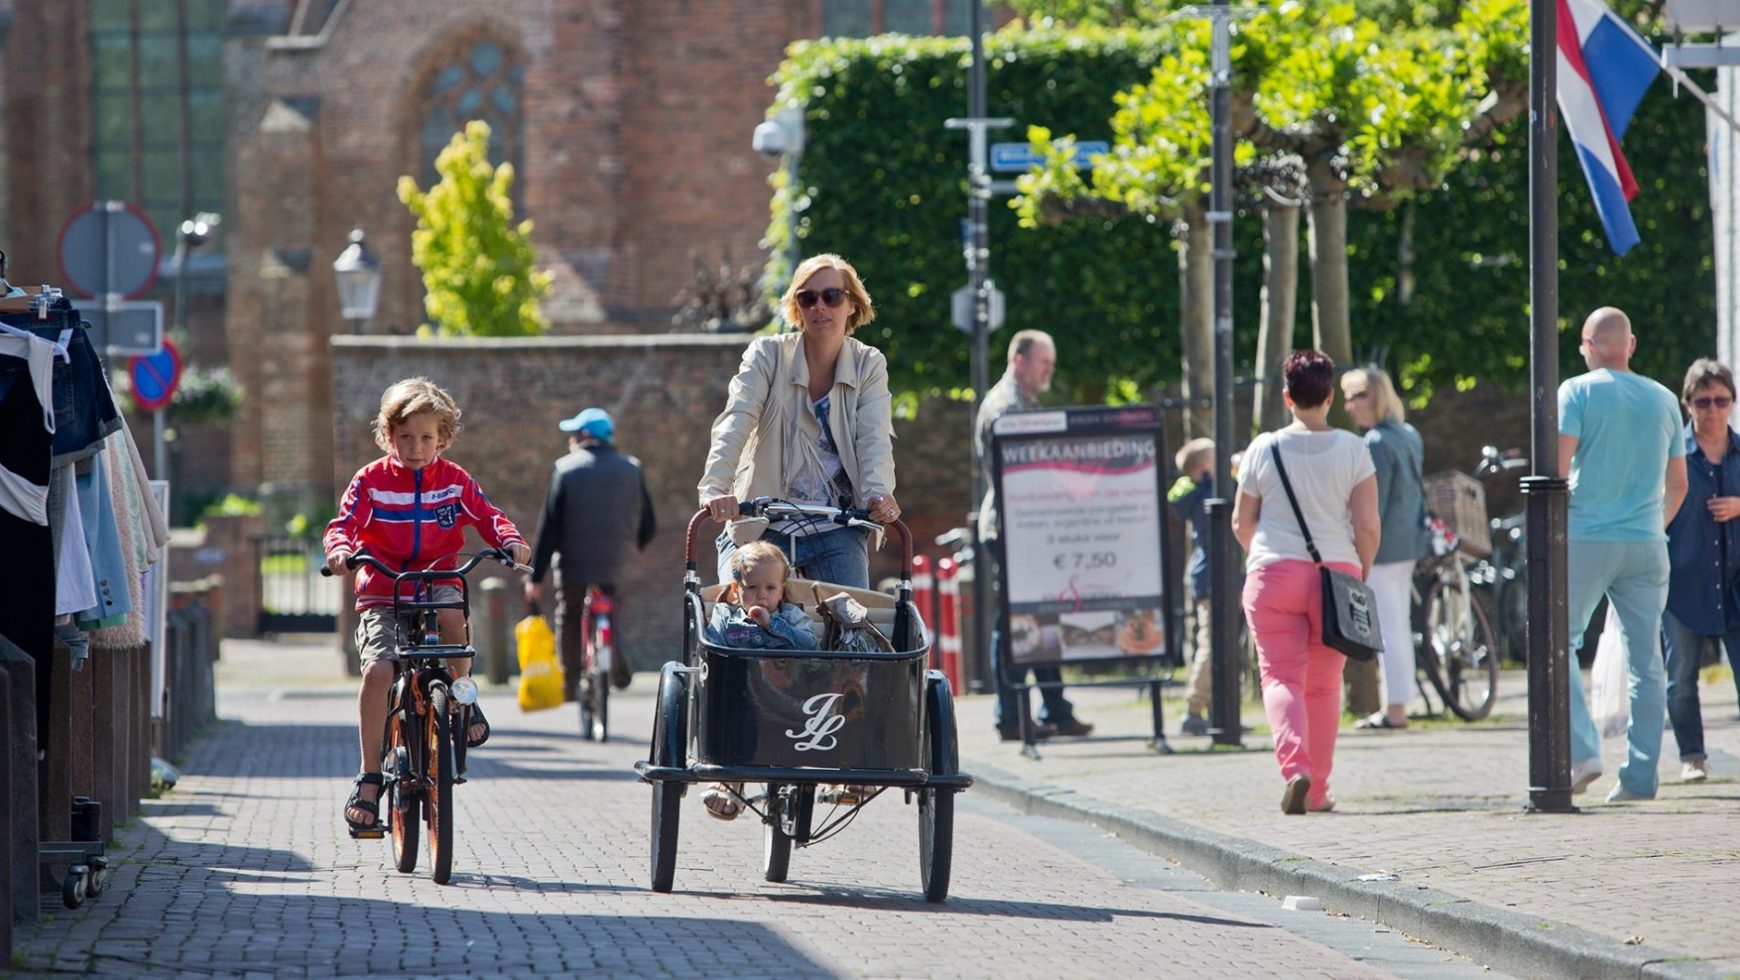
{"left": 796, "top": 287, "right": 848, "bottom": 309}
{"left": 1693, "top": 396, "right": 1733, "bottom": 410}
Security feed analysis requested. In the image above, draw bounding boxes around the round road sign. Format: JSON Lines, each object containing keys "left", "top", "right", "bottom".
{"left": 57, "top": 201, "right": 162, "bottom": 300}
{"left": 129, "top": 339, "right": 182, "bottom": 413}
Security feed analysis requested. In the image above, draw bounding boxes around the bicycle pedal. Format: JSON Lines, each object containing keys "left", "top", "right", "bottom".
{"left": 348, "top": 829, "right": 385, "bottom": 840}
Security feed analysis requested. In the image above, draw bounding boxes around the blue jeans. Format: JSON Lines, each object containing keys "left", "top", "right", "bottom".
{"left": 0, "top": 309, "right": 121, "bottom": 464}
{"left": 1564, "top": 539, "right": 1670, "bottom": 797}
{"left": 716, "top": 526, "right": 870, "bottom": 590}
{"left": 1660, "top": 609, "right": 1740, "bottom": 762}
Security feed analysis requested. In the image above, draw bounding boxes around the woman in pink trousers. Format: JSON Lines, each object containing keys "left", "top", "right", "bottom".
{"left": 1233, "top": 350, "right": 1381, "bottom": 814}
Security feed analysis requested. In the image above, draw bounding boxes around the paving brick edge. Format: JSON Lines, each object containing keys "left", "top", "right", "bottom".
{"left": 962, "top": 757, "right": 1734, "bottom": 980}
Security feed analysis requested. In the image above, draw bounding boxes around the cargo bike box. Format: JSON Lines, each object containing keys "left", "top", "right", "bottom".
{"left": 635, "top": 499, "right": 972, "bottom": 902}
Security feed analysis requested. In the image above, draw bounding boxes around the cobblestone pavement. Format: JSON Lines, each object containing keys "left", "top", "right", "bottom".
{"left": 953, "top": 665, "right": 1740, "bottom": 978}
{"left": 13, "top": 638, "right": 1500, "bottom": 978}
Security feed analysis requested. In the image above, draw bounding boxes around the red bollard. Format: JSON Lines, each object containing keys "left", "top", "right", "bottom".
{"left": 935, "top": 557, "right": 962, "bottom": 690}
{"left": 912, "top": 552, "right": 935, "bottom": 637}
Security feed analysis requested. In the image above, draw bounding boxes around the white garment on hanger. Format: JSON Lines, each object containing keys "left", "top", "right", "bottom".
{"left": 54, "top": 466, "right": 97, "bottom": 616}
{"left": 0, "top": 330, "right": 55, "bottom": 523}
{"left": 0, "top": 329, "right": 58, "bottom": 432}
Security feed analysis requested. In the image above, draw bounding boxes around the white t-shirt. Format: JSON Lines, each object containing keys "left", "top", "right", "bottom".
{"left": 1239, "top": 427, "right": 1375, "bottom": 571}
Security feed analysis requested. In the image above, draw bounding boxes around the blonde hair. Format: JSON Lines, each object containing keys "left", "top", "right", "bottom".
{"left": 780, "top": 253, "right": 876, "bottom": 335}
{"left": 1341, "top": 366, "right": 1406, "bottom": 425}
{"left": 1174, "top": 437, "right": 1214, "bottom": 474}
{"left": 723, "top": 541, "right": 793, "bottom": 604}
{"left": 372, "top": 377, "right": 463, "bottom": 453}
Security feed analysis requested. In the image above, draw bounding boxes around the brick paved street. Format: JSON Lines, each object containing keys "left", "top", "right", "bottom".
{"left": 13, "top": 638, "right": 1499, "bottom": 978}
{"left": 953, "top": 666, "right": 1740, "bottom": 978}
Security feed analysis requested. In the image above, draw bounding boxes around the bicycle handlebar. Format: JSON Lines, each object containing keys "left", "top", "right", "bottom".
{"left": 319, "top": 548, "right": 530, "bottom": 580}
{"left": 684, "top": 497, "right": 913, "bottom": 576}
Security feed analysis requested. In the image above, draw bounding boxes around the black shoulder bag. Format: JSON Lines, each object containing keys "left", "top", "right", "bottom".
{"left": 1269, "top": 442, "right": 1383, "bottom": 662}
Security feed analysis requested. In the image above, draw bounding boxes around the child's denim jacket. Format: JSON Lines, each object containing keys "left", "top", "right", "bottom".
{"left": 706, "top": 600, "right": 817, "bottom": 650}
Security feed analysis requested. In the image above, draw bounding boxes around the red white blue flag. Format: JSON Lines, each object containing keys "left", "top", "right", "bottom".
{"left": 1556, "top": 0, "right": 1661, "bottom": 255}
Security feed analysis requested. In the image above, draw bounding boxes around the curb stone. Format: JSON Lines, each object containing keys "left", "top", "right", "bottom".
{"left": 962, "top": 757, "right": 1736, "bottom": 980}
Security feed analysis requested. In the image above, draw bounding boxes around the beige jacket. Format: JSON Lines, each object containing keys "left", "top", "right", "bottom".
{"left": 698, "top": 332, "right": 897, "bottom": 544}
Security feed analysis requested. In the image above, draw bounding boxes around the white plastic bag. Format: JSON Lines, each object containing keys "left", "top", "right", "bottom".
{"left": 1589, "top": 605, "right": 1629, "bottom": 739}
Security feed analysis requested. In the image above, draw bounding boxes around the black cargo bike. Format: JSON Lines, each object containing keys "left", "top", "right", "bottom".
{"left": 635, "top": 499, "right": 972, "bottom": 902}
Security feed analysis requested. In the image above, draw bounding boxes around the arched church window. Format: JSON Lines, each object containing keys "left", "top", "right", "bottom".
{"left": 416, "top": 38, "right": 525, "bottom": 205}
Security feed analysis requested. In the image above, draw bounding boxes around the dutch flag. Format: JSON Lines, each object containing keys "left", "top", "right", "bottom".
{"left": 1557, "top": 0, "right": 1661, "bottom": 255}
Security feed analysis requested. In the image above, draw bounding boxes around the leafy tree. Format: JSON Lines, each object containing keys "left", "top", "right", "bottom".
{"left": 397, "top": 120, "right": 551, "bottom": 337}
{"left": 1011, "top": 1, "right": 1527, "bottom": 427}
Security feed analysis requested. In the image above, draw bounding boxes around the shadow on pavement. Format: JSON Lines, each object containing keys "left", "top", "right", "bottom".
{"left": 708, "top": 886, "right": 1271, "bottom": 927}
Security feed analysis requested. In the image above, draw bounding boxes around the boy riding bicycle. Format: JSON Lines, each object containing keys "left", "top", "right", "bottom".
{"left": 324, "top": 377, "right": 531, "bottom": 836}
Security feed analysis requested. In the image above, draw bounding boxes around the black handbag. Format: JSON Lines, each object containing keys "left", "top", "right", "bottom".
{"left": 1270, "top": 442, "right": 1383, "bottom": 662}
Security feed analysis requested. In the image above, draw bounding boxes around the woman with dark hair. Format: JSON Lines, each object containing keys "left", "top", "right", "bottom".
{"left": 1233, "top": 350, "right": 1381, "bottom": 814}
{"left": 1662, "top": 357, "right": 1740, "bottom": 783}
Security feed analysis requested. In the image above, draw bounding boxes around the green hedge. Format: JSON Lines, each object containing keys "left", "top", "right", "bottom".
{"left": 771, "top": 28, "right": 1714, "bottom": 400}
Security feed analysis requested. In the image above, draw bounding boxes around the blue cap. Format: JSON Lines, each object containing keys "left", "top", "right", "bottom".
{"left": 558, "top": 407, "right": 613, "bottom": 441}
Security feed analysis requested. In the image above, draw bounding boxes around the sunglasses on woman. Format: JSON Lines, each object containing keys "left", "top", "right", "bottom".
{"left": 796, "top": 287, "right": 848, "bottom": 309}
{"left": 1693, "top": 395, "right": 1733, "bottom": 410}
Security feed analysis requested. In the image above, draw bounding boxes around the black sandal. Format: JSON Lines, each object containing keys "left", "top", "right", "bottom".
{"left": 465, "top": 703, "right": 491, "bottom": 749}
{"left": 345, "top": 772, "right": 384, "bottom": 837}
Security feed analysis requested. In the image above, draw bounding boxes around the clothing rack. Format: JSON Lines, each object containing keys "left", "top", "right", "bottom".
{"left": 0, "top": 267, "right": 173, "bottom": 944}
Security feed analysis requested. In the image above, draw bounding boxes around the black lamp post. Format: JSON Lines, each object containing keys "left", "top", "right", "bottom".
{"left": 332, "top": 228, "right": 381, "bottom": 332}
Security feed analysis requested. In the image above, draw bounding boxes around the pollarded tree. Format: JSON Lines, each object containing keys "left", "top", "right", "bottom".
{"left": 397, "top": 119, "right": 552, "bottom": 337}
{"left": 1011, "top": 0, "right": 1527, "bottom": 428}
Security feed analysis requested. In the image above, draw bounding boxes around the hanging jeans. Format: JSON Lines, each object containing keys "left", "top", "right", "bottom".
{"left": 0, "top": 306, "right": 121, "bottom": 465}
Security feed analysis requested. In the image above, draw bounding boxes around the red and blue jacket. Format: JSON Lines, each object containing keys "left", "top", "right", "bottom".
{"left": 323, "top": 455, "right": 526, "bottom": 610}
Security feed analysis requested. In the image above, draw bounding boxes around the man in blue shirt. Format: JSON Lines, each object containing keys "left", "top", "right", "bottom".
{"left": 1558, "top": 307, "right": 1688, "bottom": 802}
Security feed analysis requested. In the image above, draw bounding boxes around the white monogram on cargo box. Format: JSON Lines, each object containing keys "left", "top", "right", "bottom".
{"left": 785, "top": 692, "right": 847, "bottom": 751}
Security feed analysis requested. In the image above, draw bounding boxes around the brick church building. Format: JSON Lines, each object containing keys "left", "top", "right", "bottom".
{"left": 0, "top": 0, "right": 983, "bottom": 518}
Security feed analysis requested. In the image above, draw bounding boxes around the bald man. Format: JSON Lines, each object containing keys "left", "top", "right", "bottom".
{"left": 1557, "top": 306, "right": 1688, "bottom": 802}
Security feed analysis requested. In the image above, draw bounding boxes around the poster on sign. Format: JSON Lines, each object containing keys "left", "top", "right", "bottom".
{"left": 991, "top": 405, "right": 1177, "bottom": 669}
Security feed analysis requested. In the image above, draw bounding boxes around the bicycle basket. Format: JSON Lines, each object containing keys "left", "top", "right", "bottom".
{"left": 1423, "top": 470, "right": 1491, "bottom": 557}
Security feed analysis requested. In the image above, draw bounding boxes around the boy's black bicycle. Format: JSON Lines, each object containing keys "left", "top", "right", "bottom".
{"left": 325, "top": 548, "right": 525, "bottom": 884}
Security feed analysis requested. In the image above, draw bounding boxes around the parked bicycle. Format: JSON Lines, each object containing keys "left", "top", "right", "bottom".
{"left": 1411, "top": 445, "right": 1527, "bottom": 721}
{"left": 324, "top": 547, "right": 526, "bottom": 884}
{"left": 577, "top": 585, "right": 617, "bottom": 742}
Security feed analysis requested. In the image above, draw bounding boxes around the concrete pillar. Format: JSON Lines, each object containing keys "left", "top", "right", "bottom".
{"left": 477, "top": 577, "right": 512, "bottom": 686}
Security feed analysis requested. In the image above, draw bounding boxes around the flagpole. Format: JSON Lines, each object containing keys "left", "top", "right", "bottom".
{"left": 1525, "top": 0, "right": 1575, "bottom": 814}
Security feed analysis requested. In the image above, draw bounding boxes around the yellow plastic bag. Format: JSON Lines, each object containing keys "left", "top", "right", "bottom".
{"left": 516, "top": 614, "right": 565, "bottom": 712}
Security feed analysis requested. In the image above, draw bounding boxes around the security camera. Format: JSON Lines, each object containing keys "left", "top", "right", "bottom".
{"left": 753, "top": 120, "right": 788, "bottom": 157}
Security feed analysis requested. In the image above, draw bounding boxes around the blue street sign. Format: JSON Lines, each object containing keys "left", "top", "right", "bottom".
{"left": 128, "top": 339, "right": 181, "bottom": 413}
{"left": 989, "top": 140, "right": 1109, "bottom": 173}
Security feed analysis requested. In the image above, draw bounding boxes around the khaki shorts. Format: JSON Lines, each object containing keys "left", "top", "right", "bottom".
{"left": 355, "top": 585, "right": 462, "bottom": 668}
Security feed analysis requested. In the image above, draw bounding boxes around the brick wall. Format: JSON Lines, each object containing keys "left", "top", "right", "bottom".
{"left": 329, "top": 334, "right": 976, "bottom": 667}
{"left": 0, "top": 1, "right": 90, "bottom": 284}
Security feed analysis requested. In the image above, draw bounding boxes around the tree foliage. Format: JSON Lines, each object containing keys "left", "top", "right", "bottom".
{"left": 397, "top": 120, "right": 551, "bottom": 337}
{"left": 768, "top": 19, "right": 1715, "bottom": 400}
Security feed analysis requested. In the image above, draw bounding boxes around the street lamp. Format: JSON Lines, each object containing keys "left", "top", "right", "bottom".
{"left": 753, "top": 106, "right": 806, "bottom": 285}
{"left": 165, "top": 211, "right": 221, "bottom": 479}
{"left": 332, "top": 228, "right": 381, "bottom": 331}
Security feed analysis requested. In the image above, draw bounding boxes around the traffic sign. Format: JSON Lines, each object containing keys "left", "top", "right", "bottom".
{"left": 951, "top": 281, "right": 1006, "bottom": 334}
{"left": 84, "top": 301, "right": 164, "bottom": 356}
{"left": 57, "top": 201, "right": 162, "bottom": 300}
{"left": 129, "top": 339, "right": 182, "bottom": 413}
{"left": 989, "top": 140, "right": 1109, "bottom": 173}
